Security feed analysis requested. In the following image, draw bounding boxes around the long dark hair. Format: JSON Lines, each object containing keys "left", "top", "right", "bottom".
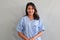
{"left": 25, "top": 2, "right": 40, "bottom": 20}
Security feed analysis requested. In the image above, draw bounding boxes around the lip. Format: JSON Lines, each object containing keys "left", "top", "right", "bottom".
{"left": 29, "top": 11, "right": 33, "bottom": 13}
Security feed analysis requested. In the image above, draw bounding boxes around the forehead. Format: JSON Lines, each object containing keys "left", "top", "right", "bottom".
{"left": 27, "top": 5, "right": 33, "bottom": 8}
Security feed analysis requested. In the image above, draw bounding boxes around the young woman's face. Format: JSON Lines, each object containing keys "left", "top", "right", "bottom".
{"left": 27, "top": 5, "right": 35, "bottom": 16}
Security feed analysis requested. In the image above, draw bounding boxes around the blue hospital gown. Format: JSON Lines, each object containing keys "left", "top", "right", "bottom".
{"left": 16, "top": 16, "right": 45, "bottom": 40}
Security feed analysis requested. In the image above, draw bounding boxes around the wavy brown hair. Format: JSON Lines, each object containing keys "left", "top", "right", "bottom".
{"left": 25, "top": 2, "right": 40, "bottom": 20}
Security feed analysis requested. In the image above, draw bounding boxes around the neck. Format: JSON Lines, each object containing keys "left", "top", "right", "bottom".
{"left": 28, "top": 15, "right": 33, "bottom": 17}
{"left": 28, "top": 15, "right": 34, "bottom": 20}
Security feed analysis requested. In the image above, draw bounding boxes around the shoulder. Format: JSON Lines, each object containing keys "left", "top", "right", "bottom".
{"left": 34, "top": 18, "right": 43, "bottom": 24}
{"left": 21, "top": 15, "right": 27, "bottom": 19}
{"left": 19, "top": 16, "right": 27, "bottom": 21}
{"left": 34, "top": 18, "right": 40, "bottom": 22}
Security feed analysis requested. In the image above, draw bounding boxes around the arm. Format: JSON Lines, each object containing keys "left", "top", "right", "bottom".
{"left": 18, "top": 32, "right": 29, "bottom": 40}
{"left": 30, "top": 31, "right": 43, "bottom": 40}
{"left": 17, "top": 17, "right": 29, "bottom": 40}
{"left": 30, "top": 19, "right": 45, "bottom": 40}
{"left": 33, "top": 31, "right": 43, "bottom": 39}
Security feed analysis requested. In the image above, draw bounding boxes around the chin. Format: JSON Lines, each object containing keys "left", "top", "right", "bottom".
{"left": 29, "top": 14, "right": 34, "bottom": 16}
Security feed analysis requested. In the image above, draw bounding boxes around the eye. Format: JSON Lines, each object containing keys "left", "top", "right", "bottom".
{"left": 28, "top": 8, "right": 31, "bottom": 9}
{"left": 32, "top": 8, "right": 34, "bottom": 9}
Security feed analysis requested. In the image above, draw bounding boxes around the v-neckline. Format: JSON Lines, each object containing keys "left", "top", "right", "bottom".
{"left": 26, "top": 16, "right": 34, "bottom": 22}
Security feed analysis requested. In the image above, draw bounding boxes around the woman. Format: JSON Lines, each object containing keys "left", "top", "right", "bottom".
{"left": 16, "top": 2, "right": 45, "bottom": 40}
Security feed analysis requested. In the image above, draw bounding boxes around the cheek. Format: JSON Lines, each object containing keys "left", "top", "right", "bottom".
{"left": 32, "top": 9, "right": 35, "bottom": 13}
{"left": 27, "top": 10, "right": 30, "bottom": 13}
{"left": 27, "top": 9, "right": 35, "bottom": 14}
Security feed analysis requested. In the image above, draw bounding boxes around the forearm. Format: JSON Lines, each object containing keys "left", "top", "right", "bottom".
{"left": 33, "top": 32, "right": 43, "bottom": 39}
{"left": 18, "top": 32, "right": 29, "bottom": 40}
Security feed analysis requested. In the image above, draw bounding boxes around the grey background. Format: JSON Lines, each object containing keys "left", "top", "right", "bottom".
{"left": 0, "top": 0, "right": 60, "bottom": 40}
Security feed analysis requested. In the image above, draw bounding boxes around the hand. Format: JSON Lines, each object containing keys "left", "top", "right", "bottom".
{"left": 24, "top": 37, "right": 29, "bottom": 40}
{"left": 29, "top": 37, "right": 35, "bottom": 40}
{"left": 24, "top": 38, "right": 29, "bottom": 40}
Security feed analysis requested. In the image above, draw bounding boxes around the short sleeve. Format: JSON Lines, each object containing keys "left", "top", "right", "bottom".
{"left": 16, "top": 17, "right": 24, "bottom": 32}
{"left": 38, "top": 19, "right": 45, "bottom": 32}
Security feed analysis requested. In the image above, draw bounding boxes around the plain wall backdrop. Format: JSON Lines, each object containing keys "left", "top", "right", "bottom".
{"left": 0, "top": 0, "right": 60, "bottom": 40}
